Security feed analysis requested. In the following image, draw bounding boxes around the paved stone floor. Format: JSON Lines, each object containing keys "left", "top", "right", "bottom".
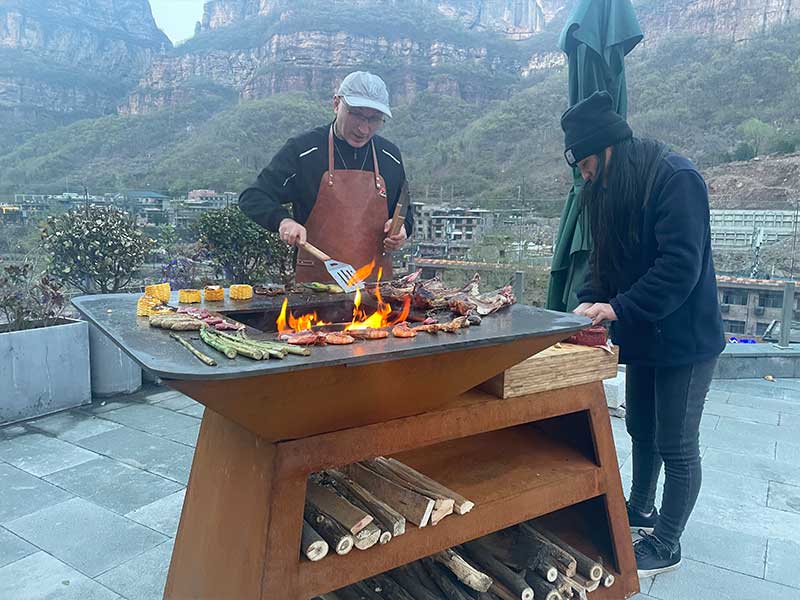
{"left": 1, "top": 377, "right": 799, "bottom": 599}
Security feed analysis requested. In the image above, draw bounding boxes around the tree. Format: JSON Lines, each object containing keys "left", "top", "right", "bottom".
{"left": 195, "top": 206, "right": 294, "bottom": 285}
{"left": 737, "top": 118, "right": 776, "bottom": 157}
{"left": 41, "top": 206, "right": 153, "bottom": 293}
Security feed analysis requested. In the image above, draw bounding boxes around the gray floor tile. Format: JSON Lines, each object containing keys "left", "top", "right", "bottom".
{"left": 0, "top": 552, "right": 121, "bottom": 599}
{"left": 5, "top": 497, "right": 167, "bottom": 578}
{"left": 723, "top": 380, "right": 799, "bottom": 400}
{"left": 695, "top": 467, "right": 769, "bottom": 508}
{"left": 81, "top": 398, "right": 145, "bottom": 415}
{"left": 768, "top": 481, "right": 800, "bottom": 515}
{"left": 699, "top": 427, "right": 776, "bottom": 458}
{"left": 126, "top": 490, "right": 186, "bottom": 537}
{"left": 776, "top": 440, "right": 800, "bottom": 463}
{"left": 681, "top": 521, "right": 767, "bottom": 578}
{"left": 76, "top": 427, "right": 194, "bottom": 484}
{"left": 44, "top": 457, "right": 183, "bottom": 515}
{"left": 0, "top": 424, "right": 30, "bottom": 441}
{"left": 705, "top": 389, "right": 730, "bottom": 403}
{"left": 779, "top": 412, "right": 800, "bottom": 428}
{"left": 726, "top": 391, "right": 800, "bottom": 415}
{"left": 147, "top": 392, "right": 197, "bottom": 412}
{"left": 161, "top": 422, "right": 200, "bottom": 447}
{"left": 0, "top": 433, "right": 98, "bottom": 477}
{"left": 27, "top": 410, "right": 123, "bottom": 442}
{"left": 715, "top": 417, "right": 799, "bottom": 444}
{"left": 648, "top": 557, "right": 796, "bottom": 600}
{"left": 0, "top": 463, "right": 73, "bottom": 523}
{"left": 704, "top": 447, "right": 800, "bottom": 487}
{"left": 766, "top": 538, "right": 800, "bottom": 589}
{"left": 0, "top": 526, "right": 37, "bottom": 568}
{"left": 703, "top": 400, "right": 780, "bottom": 425}
{"left": 177, "top": 403, "right": 205, "bottom": 418}
{"left": 691, "top": 492, "right": 800, "bottom": 542}
{"left": 699, "top": 413, "right": 719, "bottom": 432}
{"left": 102, "top": 404, "right": 200, "bottom": 438}
{"left": 97, "top": 540, "right": 174, "bottom": 600}
{"left": 142, "top": 389, "right": 187, "bottom": 404}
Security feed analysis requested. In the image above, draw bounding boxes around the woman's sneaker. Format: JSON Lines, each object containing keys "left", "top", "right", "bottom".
{"left": 634, "top": 531, "right": 682, "bottom": 577}
{"left": 626, "top": 501, "right": 658, "bottom": 534}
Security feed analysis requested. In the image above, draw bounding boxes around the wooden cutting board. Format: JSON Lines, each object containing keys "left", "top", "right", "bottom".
{"left": 478, "top": 343, "right": 619, "bottom": 399}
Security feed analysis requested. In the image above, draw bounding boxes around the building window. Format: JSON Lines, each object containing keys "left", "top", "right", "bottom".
{"left": 758, "top": 292, "right": 784, "bottom": 309}
{"left": 722, "top": 319, "right": 746, "bottom": 334}
{"left": 720, "top": 289, "right": 748, "bottom": 305}
{"left": 756, "top": 322, "right": 771, "bottom": 336}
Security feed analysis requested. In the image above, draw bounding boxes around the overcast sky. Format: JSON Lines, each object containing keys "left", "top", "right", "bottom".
{"left": 149, "top": 0, "right": 207, "bottom": 43}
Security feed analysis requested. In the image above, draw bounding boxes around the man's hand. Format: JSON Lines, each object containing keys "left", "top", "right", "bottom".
{"left": 573, "top": 302, "right": 594, "bottom": 316}
{"left": 583, "top": 302, "right": 618, "bottom": 326}
{"left": 278, "top": 218, "right": 307, "bottom": 247}
{"left": 383, "top": 219, "right": 407, "bottom": 251}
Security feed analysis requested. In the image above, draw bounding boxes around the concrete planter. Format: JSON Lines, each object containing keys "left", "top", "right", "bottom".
{"left": 89, "top": 323, "right": 142, "bottom": 397}
{"left": 0, "top": 319, "right": 91, "bottom": 425}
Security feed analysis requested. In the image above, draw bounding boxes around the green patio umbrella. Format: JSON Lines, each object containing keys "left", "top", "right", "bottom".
{"left": 546, "top": 0, "right": 643, "bottom": 312}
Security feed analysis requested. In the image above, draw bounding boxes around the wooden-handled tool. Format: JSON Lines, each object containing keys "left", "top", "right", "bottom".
{"left": 383, "top": 180, "right": 410, "bottom": 256}
{"left": 298, "top": 241, "right": 365, "bottom": 293}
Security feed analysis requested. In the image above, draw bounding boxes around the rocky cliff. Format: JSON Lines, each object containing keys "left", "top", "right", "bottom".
{"left": 0, "top": 0, "right": 170, "bottom": 136}
{"left": 639, "top": 0, "right": 798, "bottom": 45}
{"left": 198, "top": 0, "right": 571, "bottom": 37}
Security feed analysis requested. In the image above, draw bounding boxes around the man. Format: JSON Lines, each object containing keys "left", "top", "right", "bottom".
{"left": 239, "top": 71, "right": 412, "bottom": 283}
{"left": 561, "top": 91, "right": 725, "bottom": 577}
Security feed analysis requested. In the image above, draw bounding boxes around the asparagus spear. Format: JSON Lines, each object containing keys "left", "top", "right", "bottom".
{"left": 170, "top": 333, "right": 217, "bottom": 366}
{"left": 199, "top": 326, "right": 237, "bottom": 359}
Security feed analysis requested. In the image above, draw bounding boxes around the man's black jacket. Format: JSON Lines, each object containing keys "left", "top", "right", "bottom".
{"left": 239, "top": 124, "right": 413, "bottom": 236}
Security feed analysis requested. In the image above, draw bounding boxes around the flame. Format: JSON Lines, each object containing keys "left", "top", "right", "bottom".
{"left": 276, "top": 297, "right": 329, "bottom": 334}
{"left": 278, "top": 267, "right": 410, "bottom": 334}
{"left": 347, "top": 259, "right": 376, "bottom": 287}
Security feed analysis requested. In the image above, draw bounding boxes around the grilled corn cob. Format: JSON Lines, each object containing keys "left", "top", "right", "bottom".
{"left": 204, "top": 285, "right": 224, "bottom": 302}
{"left": 145, "top": 283, "right": 171, "bottom": 303}
{"left": 178, "top": 289, "right": 202, "bottom": 304}
{"left": 137, "top": 294, "right": 163, "bottom": 317}
{"left": 229, "top": 284, "right": 253, "bottom": 300}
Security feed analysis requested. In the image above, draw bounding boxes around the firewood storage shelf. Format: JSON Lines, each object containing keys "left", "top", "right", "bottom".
{"left": 293, "top": 386, "right": 636, "bottom": 599}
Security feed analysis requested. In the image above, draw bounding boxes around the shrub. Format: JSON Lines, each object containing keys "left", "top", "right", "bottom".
{"left": 41, "top": 205, "right": 154, "bottom": 293}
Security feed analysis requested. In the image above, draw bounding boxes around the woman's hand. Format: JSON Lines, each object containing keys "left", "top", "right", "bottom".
{"left": 583, "top": 302, "right": 618, "bottom": 326}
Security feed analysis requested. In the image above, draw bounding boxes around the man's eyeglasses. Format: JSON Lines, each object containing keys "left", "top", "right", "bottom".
{"left": 345, "top": 106, "right": 385, "bottom": 127}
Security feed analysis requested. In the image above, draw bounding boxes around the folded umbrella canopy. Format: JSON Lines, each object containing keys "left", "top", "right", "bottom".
{"left": 546, "top": 0, "right": 643, "bottom": 312}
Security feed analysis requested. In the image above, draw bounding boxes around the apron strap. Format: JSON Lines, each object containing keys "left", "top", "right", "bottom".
{"left": 327, "top": 126, "right": 335, "bottom": 187}
{"left": 371, "top": 141, "right": 381, "bottom": 191}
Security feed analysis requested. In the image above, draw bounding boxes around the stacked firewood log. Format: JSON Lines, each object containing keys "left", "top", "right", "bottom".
{"left": 301, "top": 457, "right": 474, "bottom": 562}
{"left": 312, "top": 521, "right": 615, "bottom": 600}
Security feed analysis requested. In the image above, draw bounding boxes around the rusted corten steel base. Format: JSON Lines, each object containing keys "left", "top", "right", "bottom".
{"left": 165, "top": 350, "right": 638, "bottom": 600}
{"left": 70, "top": 295, "right": 637, "bottom": 600}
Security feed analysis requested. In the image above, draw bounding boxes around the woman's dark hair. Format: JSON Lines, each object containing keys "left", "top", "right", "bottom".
{"left": 581, "top": 137, "right": 668, "bottom": 298}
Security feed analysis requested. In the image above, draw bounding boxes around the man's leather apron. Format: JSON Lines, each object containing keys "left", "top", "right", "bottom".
{"left": 295, "top": 126, "right": 393, "bottom": 283}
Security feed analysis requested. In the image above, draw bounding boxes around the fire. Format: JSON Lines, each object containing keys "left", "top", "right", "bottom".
{"left": 277, "top": 266, "right": 412, "bottom": 334}
{"left": 276, "top": 298, "right": 329, "bottom": 334}
{"left": 347, "top": 259, "right": 376, "bottom": 287}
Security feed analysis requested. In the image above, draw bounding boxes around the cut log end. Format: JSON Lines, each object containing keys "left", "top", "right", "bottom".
{"left": 545, "top": 566, "right": 558, "bottom": 583}
{"left": 588, "top": 565, "right": 603, "bottom": 582}
{"left": 603, "top": 572, "right": 615, "bottom": 588}
{"left": 335, "top": 536, "right": 354, "bottom": 555}
{"left": 379, "top": 531, "right": 392, "bottom": 545}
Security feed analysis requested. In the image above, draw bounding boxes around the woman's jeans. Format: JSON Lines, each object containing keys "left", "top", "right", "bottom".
{"left": 625, "top": 357, "right": 718, "bottom": 550}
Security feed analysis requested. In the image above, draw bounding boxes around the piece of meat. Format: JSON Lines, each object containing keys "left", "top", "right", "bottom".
{"left": 449, "top": 285, "right": 516, "bottom": 316}
{"left": 203, "top": 316, "right": 223, "bottom": 325}
{"left": 347, "top": 328, "right": 390, "bottom": 340}
{"left": 414, "top": 316, "right": 470, "bottom": 334}
{"left": 214, "top": 321, "right": 244, "bottom": 331}
{"left": 254, "top": 284, "right": 286, "bottom": 296}
{"left": 281, "top": 332, "right": 323, "bottom": 345}
{"left": 322, "top": 332, "right": 355, "bottom": 345}
{"left": 392, "top": 323, "right": 418, "bottom": 338}
{"left": 412, "top": 273, "right": 481, "bottom": 310}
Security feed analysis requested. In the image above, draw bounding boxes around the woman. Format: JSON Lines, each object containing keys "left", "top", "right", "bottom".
{"left": 560, "top": 91, "right": 725, "bottom": 577}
